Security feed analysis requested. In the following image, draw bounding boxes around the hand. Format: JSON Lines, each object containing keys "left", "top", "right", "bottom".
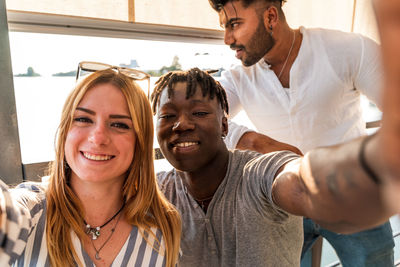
{"left": 374, "top": 0, "right": 400, "bottom": 212}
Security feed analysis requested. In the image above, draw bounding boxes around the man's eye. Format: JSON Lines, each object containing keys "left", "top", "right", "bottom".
{"left": 73, "top": 117, "right": 92, "bottom": 123}
{"left": 111, "top": 122, "right": 130, "bottom": 130}
{"left": 159, "top": 114, "right": 175, "bottom": 119}
{"left": 193, "top": 111, "right": 209, "bottom": 117}
{"left": 230, "top": 22, "right": 239, "bottom": 29}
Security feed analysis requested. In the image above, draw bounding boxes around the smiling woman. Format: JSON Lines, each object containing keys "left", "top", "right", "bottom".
{"left": 0, "top": 68, "right": 181, "bottom": 266}
{"left": 65, "top": 83, "right": 136, "bottom": 185}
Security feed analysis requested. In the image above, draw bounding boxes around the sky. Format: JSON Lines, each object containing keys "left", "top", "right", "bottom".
{"left": 9, "top": 32, "right": 239, "bottom": 77}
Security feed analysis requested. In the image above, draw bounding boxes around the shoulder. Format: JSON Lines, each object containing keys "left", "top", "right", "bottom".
{"left": 15, "top": 181, "right": 47, "bottom": 193}
{"left": 244, "top": 150, "right": 299, "bottom": 173}
{"left": 10, "top": 181, "right": 47, "bottom": 212}
{"left": 157, "top": 169, "right": 177, "bottom": 192}
{"left": 304, "top": 27, "right": 378, "bottom": 50}
{"left": 231, "top": 149, "right": 298, "bottom": 167}
{"left": 229, "top": 150, "right": 298, "bottom": 179}
{"left": 13, "top": 181, "right": 47, "bottom": 198}
{"left": 2, "top": 180, "right": 47, "bottom": 202}
{"left": 220, "top": 62, "right": 261, "bottom": 84}
{"left": 305, "top": 27, "right": 357, "bottom": 40}
{"left": 0, "top": 181, "right": 47, "bottom": 265}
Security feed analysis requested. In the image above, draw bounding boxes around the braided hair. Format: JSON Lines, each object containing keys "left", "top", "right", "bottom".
{"left": 151, "top": 68, "right": 229, "bottom": 115}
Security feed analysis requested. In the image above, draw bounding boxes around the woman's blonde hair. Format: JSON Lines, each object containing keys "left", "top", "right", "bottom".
{"left": 45, "top": 69, "right": 181, "bottom": 266}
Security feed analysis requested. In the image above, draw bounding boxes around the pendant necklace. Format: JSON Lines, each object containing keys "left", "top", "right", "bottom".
{"left": 84, "top": 203, "right": 125, "bottom": 240}
{"left": 193, "top": 195, "right": 214, "bottom": 211}
{"left": 277, "top": 30, "right": 296, "bottom": 79}
{"left": 90, "top": 209, "right": 123, "bottom": 260}
{"left": 183, "top": 182, "right": 214, "bottom": 211}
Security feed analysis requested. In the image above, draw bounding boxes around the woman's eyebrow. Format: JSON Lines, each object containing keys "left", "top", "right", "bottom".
{"left": 109, "top": 114, "right": 131, "bottom": 120}
{"left": 76, "top": 107, "right": 95, "bottom": 115}
{"left": 76, "top": 107, "right": 131, "bottom": 120}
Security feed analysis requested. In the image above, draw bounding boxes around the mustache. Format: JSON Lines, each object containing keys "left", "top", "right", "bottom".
{"left": 230, "top": 44, "right": 245, "bottom": 50}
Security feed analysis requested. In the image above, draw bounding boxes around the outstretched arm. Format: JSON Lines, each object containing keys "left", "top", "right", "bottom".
{"left": 0, "top": 181, "right": 45, "bottom": 265}
{"left": 271, "top": 0, "right": 400, "bottom": 233}
{"left": 272, "top": 135, "right": 392, "bottom": 234}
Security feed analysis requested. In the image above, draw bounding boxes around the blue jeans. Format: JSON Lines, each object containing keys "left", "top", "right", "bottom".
{"left": 301, "top": 218, "right": 394, "bottom": 267}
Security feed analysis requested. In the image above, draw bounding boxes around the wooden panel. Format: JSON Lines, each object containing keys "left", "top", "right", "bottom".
{"left": 134, "top": 0, "right": 221, "bottom": 30}
{"left": 128, "top": 0, "right": 134, "bottom": 22}
{"left": 6, "top": 0, "right": 129, "bottom": 21}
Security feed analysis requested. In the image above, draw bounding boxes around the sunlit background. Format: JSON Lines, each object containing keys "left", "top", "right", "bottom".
{"left": 4, "top": 0, "right": 398, "bottom": 265}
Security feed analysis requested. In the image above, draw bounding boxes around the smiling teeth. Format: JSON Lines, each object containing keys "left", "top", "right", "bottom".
{"left": 83, "top": 152, "right": 112, "bottom": 161}
{"left": 175, "top": 142, "right": 198, "bottom": 148}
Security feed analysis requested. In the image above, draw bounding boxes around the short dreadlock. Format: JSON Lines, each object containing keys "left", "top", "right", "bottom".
{"left": 151, "top": 68, "right": 229, "bottom": 115}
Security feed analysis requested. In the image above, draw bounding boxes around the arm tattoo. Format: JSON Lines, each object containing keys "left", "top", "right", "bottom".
{"left": 326, "top": 171, "right": 340, "bottom": 197}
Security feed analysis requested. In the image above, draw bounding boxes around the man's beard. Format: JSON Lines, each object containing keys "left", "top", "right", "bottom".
{"left": 239, "top": 21, "right": 275, "bottom": 67}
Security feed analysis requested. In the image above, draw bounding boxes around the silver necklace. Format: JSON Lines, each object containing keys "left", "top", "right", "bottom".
{"left": 84, "top": 203, "right": 125, "bottom": 240}
{"left": 193, "top": 195, "right": 214, "bottom": 210}
{"left": 90, "top": 210, "right": 123, "bottom": 260}
{"left": 277, "top": 30, "right": 296, "bottom": 79}
{"left": 182, "top": 181, "right": 214, "bottom": 211}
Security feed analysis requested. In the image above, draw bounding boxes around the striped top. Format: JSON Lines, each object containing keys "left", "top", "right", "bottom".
{"left": 0, "top": 180, "right": 167, "bottom": 267}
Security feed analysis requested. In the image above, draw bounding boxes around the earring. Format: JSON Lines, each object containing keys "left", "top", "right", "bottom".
{"left": 222, "top": 134, "right": 226, "bottom": 140}
{"left": 269, "top": 25, "right": 273, "bottom": 37}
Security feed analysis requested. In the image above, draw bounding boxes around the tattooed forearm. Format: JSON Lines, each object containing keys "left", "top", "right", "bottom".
{"left": 326, "top": 171, "right": 340, "bottom": 198}
{"left": 296, "top": 137, "right": 390, "bottom": 232}
{"left": 325, "top": 169, "right": 358, "bottom": 198}
{"left": 343, "top": 169, "right": 357, "bottom": 188}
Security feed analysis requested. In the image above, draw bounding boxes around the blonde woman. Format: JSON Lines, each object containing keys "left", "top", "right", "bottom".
{"left": 0, "top": 65, "right": 181, "bottom": 267}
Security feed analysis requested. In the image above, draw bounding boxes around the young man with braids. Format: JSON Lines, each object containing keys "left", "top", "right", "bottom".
{"left": 207, "top": 0, "right": 394, "bottom": 265}
{"left": 151, "top": 67, "right": 398, "bottom": 266}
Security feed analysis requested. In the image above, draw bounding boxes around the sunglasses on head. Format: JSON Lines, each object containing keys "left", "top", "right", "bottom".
{"left": 76, "top": 61, "right": 151, "bottom": 97}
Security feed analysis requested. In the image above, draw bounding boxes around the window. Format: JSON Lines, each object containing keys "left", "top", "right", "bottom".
{"left": 9, "top": 31, "right": 239, "bottom": 171}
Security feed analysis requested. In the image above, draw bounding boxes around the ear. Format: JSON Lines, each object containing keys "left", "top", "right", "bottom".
{"left": 262, "top": 5, "right": 279, "bottom": 30}
{"left": 221, "top": 116, "right": 228, "bottom": 137}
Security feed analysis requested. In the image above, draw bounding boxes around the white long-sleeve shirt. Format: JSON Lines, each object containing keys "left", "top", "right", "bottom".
{"left": 221, "top": 27, "right": 382, "bottom": 153}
